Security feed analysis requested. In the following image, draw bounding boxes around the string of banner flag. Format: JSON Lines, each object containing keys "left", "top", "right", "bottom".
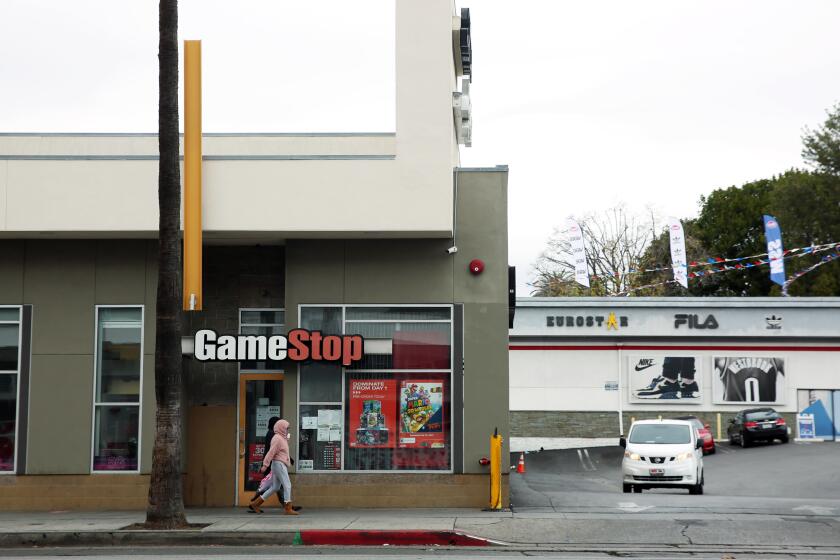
{"left": 611, "top": 240, "right": 840, "bottom": 277}
{"left": 566, "top": 215, "right": 838, "bottom": 296}
{"left": 614, "top": 245, "right": 840, "bottom": 296}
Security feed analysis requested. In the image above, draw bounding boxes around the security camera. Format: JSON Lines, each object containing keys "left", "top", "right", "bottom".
{"left": 446, "top": 246, "right": 458, "bottom": 254}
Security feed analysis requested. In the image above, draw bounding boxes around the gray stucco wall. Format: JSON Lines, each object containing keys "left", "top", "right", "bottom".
{"left": 0, "top": 240, "right": 157, "bottom": 475}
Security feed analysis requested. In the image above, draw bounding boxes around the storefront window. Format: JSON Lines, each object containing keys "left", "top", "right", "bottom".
{"left": 239, "top": 309, "right": 285, "bottom": 371}
{"left": 93, "top": 307, "right": 142, "bottom": 472}
{"left": 0, "top": 307, "right": 21, "bottom": 473}
{"left": 298, "top": 305, "right": 453, "bottom": 472}
{"left": 0, "top": 324, "right": 20, "bottom": 372}
{"left": 0, "top": 375, "right": 17, "bottom": 472}
{"left": 92, "top": 405, "right": 139, "bottom": 471}
{"left": 298, "top": 404, "right": 342, "bottom": 471}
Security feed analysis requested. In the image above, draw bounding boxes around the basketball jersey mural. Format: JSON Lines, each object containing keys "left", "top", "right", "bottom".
{"left": 714, "top": 357, "right": 785, "bottom": 403}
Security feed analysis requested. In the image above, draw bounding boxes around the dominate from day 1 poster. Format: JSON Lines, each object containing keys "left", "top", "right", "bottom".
{"left": 399, "top": 380, "right": 445, "bottom": 448}
{"left": 348, "top": 379, "right": 397, "bottom": 448}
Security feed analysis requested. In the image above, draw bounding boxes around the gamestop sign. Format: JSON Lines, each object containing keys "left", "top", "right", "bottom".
{"left": 194, "top": 329, "right": 363, "bottom": 366}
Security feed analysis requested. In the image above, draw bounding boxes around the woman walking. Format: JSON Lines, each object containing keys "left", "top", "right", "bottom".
{"left": 249, "top": 418, "right": 299, "bottom": 515}
{"left": 249, "top": 416, "right": 282, "bottom": 511}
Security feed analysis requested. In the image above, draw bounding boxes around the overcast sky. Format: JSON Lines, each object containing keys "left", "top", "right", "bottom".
{"left": 3, "top": 1, "right": 840, "bottom": 295}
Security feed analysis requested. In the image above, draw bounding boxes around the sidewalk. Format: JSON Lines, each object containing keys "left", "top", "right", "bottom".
{"left": 1, "top": 506, "right": 840, "bottom": 553}
{"left": 0, "top": 508, "right": 507, "bottom": 548}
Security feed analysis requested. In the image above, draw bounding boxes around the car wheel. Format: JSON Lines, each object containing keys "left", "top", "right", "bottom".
{"left": 633, "top": 486, "right": 642, "bottom": 493}
{"left": 708, "top": 446, "right": 716, "bottom": 455}
{"left": 780, "top": 435, "right": 789, "bottom": 443}
{"left": 623, "top": 483, "right": 631, "bottom": 493}
{"left": 739, "top": 432, "right": 750, "bottom": 448}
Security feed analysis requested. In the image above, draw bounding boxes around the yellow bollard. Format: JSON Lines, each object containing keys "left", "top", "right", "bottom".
{"left": 658, "top": 415, "right": 662, "bottom": 421}
{"left": 717, "top": 412, "right": 722, "bottom": 442}
{"left": 630, "top": 416, "right": 635, "bottom": 425}
{"left": 489, "top": 428, "right": 503, "bottom": 510}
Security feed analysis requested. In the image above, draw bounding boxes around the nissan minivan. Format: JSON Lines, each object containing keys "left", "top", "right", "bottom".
{"left": 620, "top": 419, "right": 705, "bottom": 494}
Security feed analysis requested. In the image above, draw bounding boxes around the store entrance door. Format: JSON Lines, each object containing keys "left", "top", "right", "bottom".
{"left": 237, "top": 373, "right": 284, "bottom": 506}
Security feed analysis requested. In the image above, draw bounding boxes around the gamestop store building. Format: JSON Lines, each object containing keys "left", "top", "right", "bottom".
{"left": 0, "top": 1, "right": 510, "bottom": 510}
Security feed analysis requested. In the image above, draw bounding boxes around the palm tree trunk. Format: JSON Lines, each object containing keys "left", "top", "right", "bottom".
{"left": 146, "top": 0, "right": 187, "bottom": 529}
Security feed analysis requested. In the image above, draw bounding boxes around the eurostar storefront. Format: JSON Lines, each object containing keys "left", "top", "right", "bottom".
{"left": 510, "top": 298, "right": 840, "bottom": 442}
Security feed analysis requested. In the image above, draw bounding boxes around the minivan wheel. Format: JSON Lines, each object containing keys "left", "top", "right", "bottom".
{"left": 633, "top": 486, "right": 643, "bottom": 493}
{"left": 739, "top": 432, "right": 749, "bottom": 448}
{"left": 622, "top": 483, "right": 631, "bottom": 493}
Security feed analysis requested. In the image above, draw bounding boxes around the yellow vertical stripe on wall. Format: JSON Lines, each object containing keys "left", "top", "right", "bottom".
{"left": 183, "top": 40, "right": 202, "bottom": 311}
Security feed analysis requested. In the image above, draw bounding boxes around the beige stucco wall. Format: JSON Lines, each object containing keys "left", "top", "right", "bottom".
{"left": 0, "top": 0, "right": 462, "bottom": 239}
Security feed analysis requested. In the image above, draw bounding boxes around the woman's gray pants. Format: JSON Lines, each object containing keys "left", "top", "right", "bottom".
{"left": 260, "top": 460, "right": 292, "bottom": 502}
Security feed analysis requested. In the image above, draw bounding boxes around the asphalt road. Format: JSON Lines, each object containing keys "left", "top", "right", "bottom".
{"left": 510, "top": 439, "right": 840, "bottom": 507}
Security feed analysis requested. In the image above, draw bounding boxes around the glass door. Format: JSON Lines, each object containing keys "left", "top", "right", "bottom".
{"left": 237, "top": 373, "right": 283, "bottom": 506}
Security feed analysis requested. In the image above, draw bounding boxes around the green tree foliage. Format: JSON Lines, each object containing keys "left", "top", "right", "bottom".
{"left": 802, "top": 103, "right": 840, "bottom": 176}
{"left": 633, "top": 170, "right": 840, "bottom": 296}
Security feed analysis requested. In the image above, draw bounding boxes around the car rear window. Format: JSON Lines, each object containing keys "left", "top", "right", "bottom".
{"left": 746, "top": 410, "right": 780, "bottom": 421}
{"left": 629, "top": 424, "right": 691, "bottom": 444}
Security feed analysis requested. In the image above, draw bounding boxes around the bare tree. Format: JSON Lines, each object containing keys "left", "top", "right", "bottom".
{"left": 145, "top": 0, "right": 187, "bottom": 529}
{"left": 531, "top": 205, "right": 657, "bottom": 296}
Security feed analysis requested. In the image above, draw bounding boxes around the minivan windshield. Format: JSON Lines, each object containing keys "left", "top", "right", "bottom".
{"left": 629, "top": 424, "right": 691, "bottom": 444}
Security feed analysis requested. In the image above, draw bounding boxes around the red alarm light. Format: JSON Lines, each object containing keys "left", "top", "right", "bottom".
{"left": 469, "top": 259, "right": 484, "bottom": 275}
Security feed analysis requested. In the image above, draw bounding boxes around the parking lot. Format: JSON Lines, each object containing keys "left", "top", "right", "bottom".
{"left": 510, "top": 439, "right": 840, "bottom": 510}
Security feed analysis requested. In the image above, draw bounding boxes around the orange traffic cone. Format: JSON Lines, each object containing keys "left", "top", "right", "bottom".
{"left": 516, "top": 452, "right": 526, "bottom": 474}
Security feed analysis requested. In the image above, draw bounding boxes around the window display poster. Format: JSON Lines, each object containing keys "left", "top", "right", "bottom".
{"left": 628, "top": 356, "right": 701, "bottom": 403}
{"left": 348, "top": 379, "right": 397, "bottom": 448}
{"left": 713, "top": 357, "right": 785, "bottom": 404}
{"left": 247, "top": 443, "right": 265, "bottom": 482}
{"left": 399, "top": 380, "right": 445, "bottom": 449}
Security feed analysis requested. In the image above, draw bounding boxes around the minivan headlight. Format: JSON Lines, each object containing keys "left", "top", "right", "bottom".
{"left": 624, "top": 452, "right": 641, "bottom": 461}
{"left": 674, "top": 451, "right": 693, "bottom": 462}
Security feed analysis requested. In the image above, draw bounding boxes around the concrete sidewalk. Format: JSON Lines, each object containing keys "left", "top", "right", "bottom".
{"left": 1, "top": 506, "right": 840, "bottom": 553}
{"left": 0, "top": 508, "right": 507, "bottom": 548}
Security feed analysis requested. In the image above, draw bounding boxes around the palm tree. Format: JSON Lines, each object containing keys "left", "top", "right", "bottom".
{"left": 146, "top": 0, "right": 187, "bottom": 529}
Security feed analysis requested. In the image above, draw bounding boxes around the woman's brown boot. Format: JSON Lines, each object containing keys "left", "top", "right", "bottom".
{"left": 249, "top": 496, "right": 264, "bottom": 514}
{"left": 284, "top": 501, "right": 300, "bottom": 515}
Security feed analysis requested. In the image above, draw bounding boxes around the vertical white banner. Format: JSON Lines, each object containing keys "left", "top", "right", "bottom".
{"left": 566, "top": 218, "right": 590, "bottom": 288}
{"left": 667, "top": 217, "right": 689, "bottom": 289}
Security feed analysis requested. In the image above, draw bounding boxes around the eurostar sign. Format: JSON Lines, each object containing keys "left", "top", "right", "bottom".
{"left": 194, "top": 329, "right": 364, "bottom": 366}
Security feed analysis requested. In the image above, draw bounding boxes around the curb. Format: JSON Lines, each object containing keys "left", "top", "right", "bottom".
{"left": 297, "top": 530, "right": 496, "bottom": 546}
{"left": 0, "top": 529, "right": 497, "bottom": 549}
{"left": 0, "top": 531, "right": 297, "bottom": 548}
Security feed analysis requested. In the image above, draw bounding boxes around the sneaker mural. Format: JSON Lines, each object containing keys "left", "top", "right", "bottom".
{"left": 630, "top": 357, "right": 701, "bottom": 402}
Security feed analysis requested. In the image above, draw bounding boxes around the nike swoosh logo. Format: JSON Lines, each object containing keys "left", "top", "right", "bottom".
{"left": 635, "top": 364, "right": 655, "bottom": 371}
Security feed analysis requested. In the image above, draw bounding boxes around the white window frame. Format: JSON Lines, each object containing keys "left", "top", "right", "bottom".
{"left": 0, "top": 305, "right": 23, "bottom": 475}
{"left": 238, "top": 308, "right": 286, "bottom": 374}
{"left": 235, "top": 308, "right": 285, "bottom": 500}
{"left": 90, "top": 305, "right": 144, "bottom": 474}
{"left": 297, "top": 303, "right": 454, "bottom": 474}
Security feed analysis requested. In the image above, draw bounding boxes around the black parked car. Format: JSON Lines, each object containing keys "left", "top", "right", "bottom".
{"left": 727, "top": 408, "right": 789, "bottom": 448}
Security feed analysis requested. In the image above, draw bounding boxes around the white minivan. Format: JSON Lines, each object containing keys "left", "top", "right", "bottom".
{"left": 620, "top": 419, "right": 704, "bottom": 495}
